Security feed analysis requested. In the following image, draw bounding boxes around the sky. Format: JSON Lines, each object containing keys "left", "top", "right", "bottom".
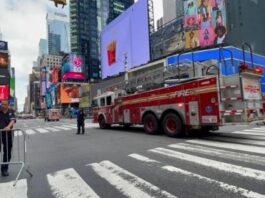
{"left": 0, "top": 0, "right": 162, "bottom": 112}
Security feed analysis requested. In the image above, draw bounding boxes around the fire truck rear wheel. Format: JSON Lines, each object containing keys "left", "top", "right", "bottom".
{"left": 143, "top": 113, "right": 159, "bottom": 135}
{"left": 163, "top": 113, "right": 184, "bottom": 137}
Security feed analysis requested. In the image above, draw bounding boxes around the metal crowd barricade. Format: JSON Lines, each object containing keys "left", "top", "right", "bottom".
{"left": 0, "top": 128, "right": 33, "bottom": 186}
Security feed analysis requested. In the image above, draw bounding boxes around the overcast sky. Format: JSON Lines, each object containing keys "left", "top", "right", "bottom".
{"left": 0, "top": 0, "right": 162, "bottom": 112}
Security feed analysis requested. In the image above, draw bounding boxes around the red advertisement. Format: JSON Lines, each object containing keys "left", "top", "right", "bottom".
{"left": 52, "top": 67, "right": 59, "bottom": 84}
{"left": 0, "top": 85, "right": 9, "bottom": 100}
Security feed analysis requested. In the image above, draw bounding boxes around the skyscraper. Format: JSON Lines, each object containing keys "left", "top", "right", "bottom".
{"left": 38, "top": 39, "right": 48, "bottom": 56}
{"left": 163, "top": 0, "right": 184, "bottom": 25}
{"left": 70, "top": 0, "right": 134, "bottom": 81}
{"left": 47, "top": 12, "right": 70, "bottom": 55}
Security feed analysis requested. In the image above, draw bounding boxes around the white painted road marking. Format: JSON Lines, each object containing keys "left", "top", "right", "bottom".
{"left": 0, "top": 179, "right": 28, "bottom": 198}
{"left": 47, "top": 168, "right": 100, "bottom": 198}
{"left": 149, "top": 147, "right": 265, "bottom": 181}
{"left": 35, "top": 128, "right": 49, "bottom": 133}
{"left": 130, "top": 154, "right": 265, "bottom": 198}
{"left": 128, "top": 153, "right": 159, "bottom": 163}
{"left": 24, "top": 129, "right": 36, "bottom": 135}
{"left": 232, "top": 131, "right": 265, "bottom": 136}
{"left": 44, "top": 127, "right": 60, "bottom": 132}
{"left": 54, "top": 126, "right": 72, "bottom": 130}
{"left": 163, "top": 166, "right": 265, "bottom": 198}
{"left": 89, "top": 160, "right": 176, "bottom": 198}
{"left": 186, "top": 139, "right": 265, "bottom": 155}
{"left": 168, "top": 143, "right": 265, "bottom": 166}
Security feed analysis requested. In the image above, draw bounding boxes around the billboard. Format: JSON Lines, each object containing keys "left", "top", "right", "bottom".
{"left": 60, "top": 84, "right": 81, "bottom": 104}
{"left": 0, "top": 69, "right": 10, "bottom": 84}
{"left": 52, "top": 67, "right": 59, "bottom": 84}
{"left": 0, "top": 41, "right": 8, "bottom": 51}
{"left": 61, "top": 54, "right": 85, "bottom": 81}
{"left": 79, "top": 84, "right": 90, "bottom": 108}
{"left": 184, "top": 0, "right": 227, "bottom": 49}
{"left": 40, "top": 66, "right": 51, "bottom": 96}
{"left": 101, "top": 0, "right": 150, "bottom": 79}
{"left": 0, "top": 53, "right": 8, "bottom": 68}
{"left": 10, "top": 77, "right": 15, "bottom": 98}
{"left": 0, "top": 85, "right": 9, "bottom": 100}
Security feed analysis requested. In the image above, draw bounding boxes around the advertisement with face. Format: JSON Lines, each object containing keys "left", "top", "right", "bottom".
{"left": 60, "top": 84, "right": 81, "bottom": 104}
{"left": 0, "top": 85, "right": 9, "bottom": 100}
{"left": 101, "top": 0, "right": 150, "bottom": 79}
{"left": 184, "top": 0, "right": 227, "bottom": 49}
{"left": 61, "top": 54, "right": 85, "bottom": 81}
{"left": 0, "top": 53, "right": 8, "bottom": 68}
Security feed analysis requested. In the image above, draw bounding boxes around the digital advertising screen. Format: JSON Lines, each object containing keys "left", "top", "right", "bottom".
{"left": 60, "top": 84, "right": 81, "bottom": 104}
{"left": 101, "top": 0, "right": 150, "bottom": 79}
{"left": 184, "top": 0, "right": 227, "bottom": 49}
{"left": 52, "top": 67, "right": 59, "bottom": 84}
{"left": 61, "top": 54, "right": 85, "bottom": 81}
{"left": 10, "top": 77, "right": 15, "bottom": 98}
{"left": 0, "top": 53, "right": 8, "bottom": 68}
{"left": 0, "top": 41, "right": 8, "bottom": 51}
{"left": 0, "top": 85, "right": 9, "bottom": 101}
{"left": 0, "top": 69, "right": 10, "bottom": 85}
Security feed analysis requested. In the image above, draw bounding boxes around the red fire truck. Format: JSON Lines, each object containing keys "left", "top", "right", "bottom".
{"left": 93, "top": 59, "right": 264, "bottom": 137}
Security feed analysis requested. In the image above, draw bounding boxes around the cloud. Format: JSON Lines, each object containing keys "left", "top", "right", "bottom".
{"left": 0, "top": 0, "right": 68, "bottom": 111}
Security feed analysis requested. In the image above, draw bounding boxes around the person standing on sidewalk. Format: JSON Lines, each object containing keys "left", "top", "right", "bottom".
{"left": 76, "top": 108, "right": 85, "bottom": 134}
{"left": 0, "top": 100, "right": 16, "bottom": 177}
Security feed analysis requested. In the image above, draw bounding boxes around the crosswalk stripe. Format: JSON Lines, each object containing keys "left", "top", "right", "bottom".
{"left": 128, "top": 154, "right": 159, "bottom": 163}
{"left": 162, "top": 166, "right": 265, "bottom": 198}
{"left": 35, "top": 128, "right": 49, "bottom": 133}
{"left": 168, "top": 143, "right": 265, "bottom": 166}
{"left": 0, "top": 179, "right": 28, "bottom": 198}
{"left": 186, "top": 139, "right": 265, "bottom": 155}
{"left": 25, "top": 129, "right": 36, "bottom": 135}
{"left": 14, "top": 130, "right": 23, "bottom": 136}
{"left": 246, "top": 129, "right": 265, "bottom": 132}
{"left": 149, "top": 147, "right": 265, "bottom": 181}
{"left": 47, "top": 168, "right": 100, "bottom": 198}
{"left": 44, "top": 127, "right": 60, "bottom": 132}
{"left": 89, "top": 160, "right": 176, "bottom": 198}
{"left": 232, "top": 131, "right": 265, "bottom": 136}
{"left": 54, "top": 126, "right": 72, "bottom": 130}
{"left": 129, "top": 154, "right": 265, "bottom": 198}
{"left": 64, "top": 125, "right": 77, "bottom": 129}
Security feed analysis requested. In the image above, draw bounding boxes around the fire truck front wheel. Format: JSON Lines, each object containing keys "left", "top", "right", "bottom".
{"left": 99, "top": 116, "right": 110, "bottom": 129}
{"left": 163, "top": 113, "right": 184, "bottom": 137}
{"left": 143, "top": 113, "right": 159, "bottom": 135}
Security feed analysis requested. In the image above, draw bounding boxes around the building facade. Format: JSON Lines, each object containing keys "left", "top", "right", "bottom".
{"left": 38, "top": 39, "right": 48, "bottom": 56}
{"left": 47, "top": 12, "right": 70, "bottom": 55}
{"left": 70, "top": 0, "right": 134, "bottom": 82}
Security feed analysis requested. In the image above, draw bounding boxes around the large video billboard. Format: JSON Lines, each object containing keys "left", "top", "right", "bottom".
{"left": 101, "top": 0, "right": 150, "bottom": 79}
{"left": 184, "top": 0, "right": 227, "bottom": 49}
{"left": 0, "top": 41, "right": 8, "bottom": 51}
{"left": 60, "top": 84, "right": 81, "bottom": 104}
{"left": 0, "top": 85, "right": 9, "bottom": 100}
{"left": 61, "top": 54, "right": 85, "bottom": 81}
{"left": 0, "top": 53, "right": 8, "bottom": 68}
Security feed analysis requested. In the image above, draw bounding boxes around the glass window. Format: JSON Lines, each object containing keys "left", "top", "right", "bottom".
{"left": 100, "top": 98, "right": 105, "bottom": 107}
{"left": 106, "top": 96, "right": 112, "bottom": 106}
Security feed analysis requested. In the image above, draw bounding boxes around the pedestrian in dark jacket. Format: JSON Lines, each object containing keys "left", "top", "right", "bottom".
{"left": 76, "top": 108, "right": 85, "bottom": 134}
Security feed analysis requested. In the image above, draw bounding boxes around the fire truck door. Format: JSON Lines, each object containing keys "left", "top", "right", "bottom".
{"left": 123, "top": 109, "right": 130, "bottom": 123}
{"left": 189, "top": 101, "right": 199, "bottom": 126}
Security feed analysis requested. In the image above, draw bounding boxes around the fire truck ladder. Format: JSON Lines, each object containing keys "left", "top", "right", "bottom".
{"left": 218, "top": 45, "right": 263, "bottom": 124}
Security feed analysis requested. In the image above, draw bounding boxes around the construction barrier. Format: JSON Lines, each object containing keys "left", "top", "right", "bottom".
{"left": 0, "top": 129, "right": 33, "bottom": 186}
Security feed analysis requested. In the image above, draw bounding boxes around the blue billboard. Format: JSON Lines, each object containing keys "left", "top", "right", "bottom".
{"left": 101, "top": 0, "right": 150, "bottom": 79}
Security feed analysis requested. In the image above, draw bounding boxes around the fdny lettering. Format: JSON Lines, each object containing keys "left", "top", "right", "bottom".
{"left": 175, "top": 89, "right": 195, "bottom": 97}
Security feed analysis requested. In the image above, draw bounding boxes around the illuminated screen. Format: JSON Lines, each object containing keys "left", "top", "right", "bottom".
{"left": 0, "top": 85, "right": 9, "bottom": 100}
{"left": 60, "top": 84, "right": 81, "bottom": 104}
{"left": 184, "top": 0, "right": 227, "bottom": 49}
{"left": 0, "top": 53, "right": 8, "bottom": 68}
{"left": 61, "top": 54, "right": 85, "bottom": 81}
{"left": 101, "top": 0, "right": 150, "bottom": 79}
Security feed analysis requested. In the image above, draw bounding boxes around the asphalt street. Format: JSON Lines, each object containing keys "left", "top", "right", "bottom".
{"left": 1, "top": 119, "right": 265, "bottom": 198}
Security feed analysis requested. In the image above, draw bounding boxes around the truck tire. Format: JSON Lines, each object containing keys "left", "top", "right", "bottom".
{"left": 143, "top": 113, "right": 159, "bottom": 135}
{"left": 99, "top": 116, "right": 110, "bottom": 129}
{"left": 163, "top": 113, "right": 184, "bottom": 137}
